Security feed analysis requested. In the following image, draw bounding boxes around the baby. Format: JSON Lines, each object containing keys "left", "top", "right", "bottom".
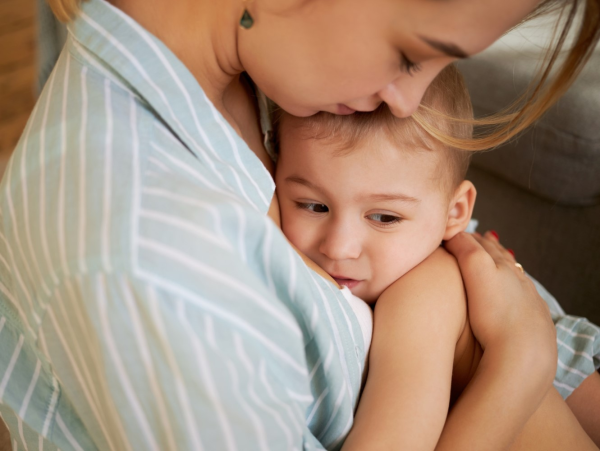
{"left": 273, "top": 65, "right": 482, "bottom": 448}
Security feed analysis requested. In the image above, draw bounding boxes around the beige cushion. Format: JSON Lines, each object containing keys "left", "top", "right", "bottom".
{"left": 457, "top": 17, "right": 600, "bottom": 206}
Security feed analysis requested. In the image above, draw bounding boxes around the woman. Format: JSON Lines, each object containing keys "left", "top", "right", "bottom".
{"left": 0, "top": 0, "right": 598, "bottom": 449}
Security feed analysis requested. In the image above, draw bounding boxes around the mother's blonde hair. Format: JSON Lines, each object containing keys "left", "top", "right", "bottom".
{"left": 48, "top": 0, "right": 600, "bottom": 152}
{"left": 414, "top": 0, "right": 600, "bottom": 151}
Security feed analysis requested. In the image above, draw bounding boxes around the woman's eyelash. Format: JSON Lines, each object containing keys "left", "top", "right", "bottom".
{"left": 400, "top": 53, "right": 421, "bottom": 76}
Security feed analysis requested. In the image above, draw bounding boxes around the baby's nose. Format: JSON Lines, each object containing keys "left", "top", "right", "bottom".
{"left": 319, "top": 225, "right": 361, "bottom": 261}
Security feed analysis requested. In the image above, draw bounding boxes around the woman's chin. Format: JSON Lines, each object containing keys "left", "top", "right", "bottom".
{"left": 335, "top": 104, "right": 356, "bottom": 115}
{"left": 275, "top": 102, "right": 321, "bottom": 118}
{"left": 275, "top": 101, "right": 349, "bottom": 118}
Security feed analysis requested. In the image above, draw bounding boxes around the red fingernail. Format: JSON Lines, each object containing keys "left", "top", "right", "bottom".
{"left": 508, "top": 249, "right": 515, "bottom": 258}
{"left": 490, "top": 230, "right": 499, "bottom": 240}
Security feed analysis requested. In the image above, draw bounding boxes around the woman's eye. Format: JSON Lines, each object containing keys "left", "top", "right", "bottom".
{"left": 400, "top": 52, "right": 422, "bottom": 76}
{"left": 297, "top": 202, "right": 329, "bottom": 213}
{"left": 367, "top": 213, "right": 401, "bottom": 225}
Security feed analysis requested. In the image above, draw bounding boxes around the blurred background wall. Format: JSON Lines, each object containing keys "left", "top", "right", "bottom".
{"left": 0, "top": 0, "right": 36, "bottom": 179}
{"left": 0, "top": 1, "right": 36, "bottom": 446}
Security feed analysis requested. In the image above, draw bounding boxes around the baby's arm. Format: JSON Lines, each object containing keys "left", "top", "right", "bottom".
{"left": 342, "top": 247, "right": 476, "bottom": 450}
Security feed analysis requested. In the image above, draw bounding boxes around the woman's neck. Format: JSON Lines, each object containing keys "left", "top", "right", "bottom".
{"left": 110, "top": 0, "right": 244, "bottom": 115}
{"left": 109, "top": 0, "right": 273, "bottom": 174}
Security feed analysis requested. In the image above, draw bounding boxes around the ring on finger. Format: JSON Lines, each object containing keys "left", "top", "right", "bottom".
{"left": 514, "top": 262, "right": 525, "bottom": 274}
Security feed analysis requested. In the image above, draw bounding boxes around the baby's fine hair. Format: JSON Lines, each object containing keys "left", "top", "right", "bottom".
{"left": 275, "top": 64, "right": 474, "bottom": 194}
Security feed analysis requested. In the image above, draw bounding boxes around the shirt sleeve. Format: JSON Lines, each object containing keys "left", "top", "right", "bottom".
{"left": 530, "top": 275, "right": 600, "bottom": 398}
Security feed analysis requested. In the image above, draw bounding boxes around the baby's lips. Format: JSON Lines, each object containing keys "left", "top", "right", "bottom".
{"left": 331, "top": 277, "right": 361, "bottom": 290}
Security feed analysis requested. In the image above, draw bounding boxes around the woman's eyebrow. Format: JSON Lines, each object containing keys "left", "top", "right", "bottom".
{"left": 419, "top": 36, "right": 469, "bottom": 59}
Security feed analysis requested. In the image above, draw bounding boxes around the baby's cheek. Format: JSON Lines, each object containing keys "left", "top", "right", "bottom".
{"left": 281, "top": 211, "right": 313, "bottom": 254}
{"left": 370, "top": 248, "right": 422, "bottom": 295}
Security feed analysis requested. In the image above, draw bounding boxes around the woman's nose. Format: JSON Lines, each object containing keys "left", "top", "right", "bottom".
{"left": 377, "top": 64, "right": 448, "bottom": 118}
{"left": 377, "top": 80, "right": 425, "bottom": 118}
{"left": 318, "top": 223, "right": 361, "bottom": 261}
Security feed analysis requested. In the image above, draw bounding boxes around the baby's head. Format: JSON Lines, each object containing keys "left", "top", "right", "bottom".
{"left": 275, "top": 65, "right": 476, "bottom": 303}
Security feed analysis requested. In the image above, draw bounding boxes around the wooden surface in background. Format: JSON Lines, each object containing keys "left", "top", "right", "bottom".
{"left": 0, "top": 0, "right": 36, "bottom": 446}
{"left": 0, "top": 0, "right": 36, "bottom": 179}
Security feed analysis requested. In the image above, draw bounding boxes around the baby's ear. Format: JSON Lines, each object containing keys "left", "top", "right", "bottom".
{"left": 443, "top": 181, "right": 477, "bottom": 241}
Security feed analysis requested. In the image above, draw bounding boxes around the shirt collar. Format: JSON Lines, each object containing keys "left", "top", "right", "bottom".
{"left": 68, "top": 0, "right": 274, "bottom": 212}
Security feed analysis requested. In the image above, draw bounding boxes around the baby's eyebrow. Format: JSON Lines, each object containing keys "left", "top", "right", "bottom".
{"left": 285, "top": 176, "right": 319, "bottom": 190}
{"left": 361, "top": 193, "right": 420, "bottom": 203}
{"left": 285, "top": 175, "right": 420, "bottom": 204}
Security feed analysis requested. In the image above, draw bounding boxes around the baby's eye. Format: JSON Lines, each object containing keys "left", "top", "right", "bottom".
{"left": 297, "top": 202, "right": 329, "bottom": 213}
{"left": 367, "top": 213, "right": 401, "bottom": 225}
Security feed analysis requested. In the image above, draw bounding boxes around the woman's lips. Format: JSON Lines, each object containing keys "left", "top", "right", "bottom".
{"left": 336, "top": 104, "right": 356, "bottom": 115}
{"left": 332, "top": 277, "right": 361, "bottom": 289}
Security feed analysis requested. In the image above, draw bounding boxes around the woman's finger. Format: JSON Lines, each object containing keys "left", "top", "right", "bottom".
{"left": 477, "top": 239, "right": 523, "bottom": 277}
{"left": 444, "top": 232, "right": 487, "bottom": 266}
{"left": 483, "top": 230, "right": 515, "bottom": 262}
{"left": 446, "top": 232, "right": 525, "bottom": 281}
{"left": 482, "top": 231, "right": 506, "bottom": 252}
{"left": 444, "top": 232, "right": 497, "bottom": 282}
{"left": 472, "top": 234, "right": 510, "bottom": 267}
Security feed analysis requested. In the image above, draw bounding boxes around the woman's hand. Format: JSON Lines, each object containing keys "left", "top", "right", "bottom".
{"left": 437, "top": 231, "right": 559, "bottom": 450}
{"left": 444, "top": 231, "right": 556, "bottom": 359}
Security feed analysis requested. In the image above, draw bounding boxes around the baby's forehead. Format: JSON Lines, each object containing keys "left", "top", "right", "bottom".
{"left": 280, "top": 110, "right": 436, "bottom": 157}
{"left": 282, "top": 123, "right": 446, "bottom": 178}
{"left": 277, "top": 109, "right": 468, "bottom": 198}
{"left": 283, "top": 130, "right": 454, "bottom": 202}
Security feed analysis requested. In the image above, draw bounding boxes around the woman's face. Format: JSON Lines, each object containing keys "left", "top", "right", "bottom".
{"left": 239, "top": 0, "right": 540, "bottom": 118}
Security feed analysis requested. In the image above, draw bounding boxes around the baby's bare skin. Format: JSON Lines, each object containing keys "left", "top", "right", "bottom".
{"left": 343, "top": 245, "right": 597, "bottom": 450}
{"left": 271, "top": 188, "right": 598, "bottom": 450}
{"left": 344, "top": 246, "right": 479, "bottom": 449}
{"left": 269, "top": 193, "right": 341, "bottom": 287}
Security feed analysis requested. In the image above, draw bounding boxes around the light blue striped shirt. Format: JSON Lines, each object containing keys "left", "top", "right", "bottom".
{"left": 0, "top": 0, "right": 598, "bottom": 449}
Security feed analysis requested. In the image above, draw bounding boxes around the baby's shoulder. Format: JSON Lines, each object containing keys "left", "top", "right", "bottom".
{"left": 421, "top": 246, "right": 460, "bottom": 272}
{"left": 377, "top": 246, "right": 467, "bottom": 326}
{"left": 402, "top": 246, "right": 463, "bottom": 289}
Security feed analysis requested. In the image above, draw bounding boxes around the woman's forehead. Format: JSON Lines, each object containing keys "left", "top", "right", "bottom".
{"left": 388, "top": 0, "right": 541, "bottom": 56}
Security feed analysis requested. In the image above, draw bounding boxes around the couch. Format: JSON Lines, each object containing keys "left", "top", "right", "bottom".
{"left": 457, "top": 12, "right": 600, "bottom": 325}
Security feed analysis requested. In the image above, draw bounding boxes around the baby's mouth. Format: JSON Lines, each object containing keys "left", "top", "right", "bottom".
{"left": 331, "top": 276, "right": 361, "bottom": 290}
